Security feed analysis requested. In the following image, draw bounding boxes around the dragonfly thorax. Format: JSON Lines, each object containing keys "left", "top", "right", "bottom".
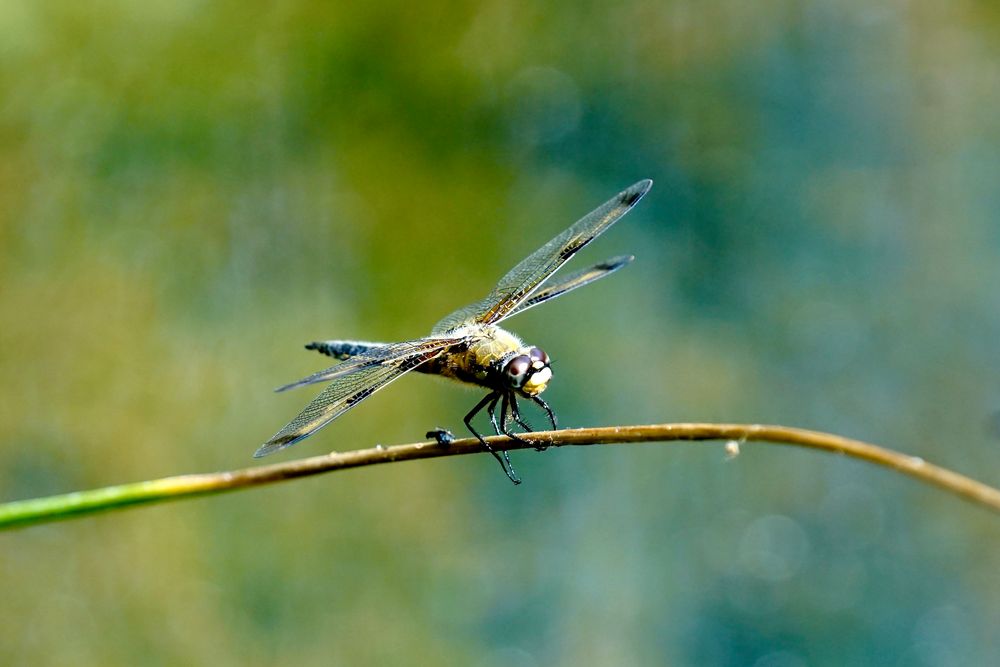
{"left": 443, "top": 325, "right": 552, "bottom": 396}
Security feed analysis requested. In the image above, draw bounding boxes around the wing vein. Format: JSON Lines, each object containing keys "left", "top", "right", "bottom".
{"left": 432, "top": 179, "right": 651, "bottom": 332}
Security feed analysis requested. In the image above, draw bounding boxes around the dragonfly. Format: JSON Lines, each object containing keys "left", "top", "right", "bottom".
{"left": 255, "top": 179, "right": 653, "bottom": 483}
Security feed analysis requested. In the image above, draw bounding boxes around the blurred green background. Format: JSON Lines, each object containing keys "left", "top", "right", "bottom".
{"left": 2, "top": 1, "right": 1000, "bottom": 664}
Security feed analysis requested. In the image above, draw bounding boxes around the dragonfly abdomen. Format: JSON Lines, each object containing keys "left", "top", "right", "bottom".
{"left": 305, "top": 339, "right": 385, "bottom": 360}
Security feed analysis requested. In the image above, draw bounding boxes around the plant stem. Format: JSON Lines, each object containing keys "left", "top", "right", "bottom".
{"left": 2, "top": 423, "right": 998, "bottom": 531}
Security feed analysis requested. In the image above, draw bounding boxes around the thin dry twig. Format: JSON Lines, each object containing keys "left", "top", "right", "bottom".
{"left": 1, "top": 423, "right": 998, "bottom": 531}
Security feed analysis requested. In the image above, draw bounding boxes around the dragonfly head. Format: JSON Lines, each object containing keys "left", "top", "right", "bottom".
{"left": 503, "top": 346, "right": 551, "bottom": 396}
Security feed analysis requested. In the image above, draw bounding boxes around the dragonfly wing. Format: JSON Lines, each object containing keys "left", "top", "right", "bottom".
{"left": 274, "top": 339, "right": 457, "bottom": 392}
{"left": 505, "top": 254, "right": 634, "bottom": 319}
{"left": 431, "top": 294, "right": 497, "bottom": 335}
{"left": 274, "top": 362, "right": 365, "bottom": 392}
{"left": 256, "top": 339, "right": 455, "bottom": 457}
{"left": 431, "top": 179, "right": 651, "bottom": 332}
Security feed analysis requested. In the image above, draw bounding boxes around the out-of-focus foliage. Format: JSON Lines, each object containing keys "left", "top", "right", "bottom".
{"left": 2, "top": 1, "right": 1000, "bottom": 664}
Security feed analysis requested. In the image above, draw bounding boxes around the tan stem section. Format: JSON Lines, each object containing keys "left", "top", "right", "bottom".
{"left": 2, "top": 423, "right": 998, "bottom": 531}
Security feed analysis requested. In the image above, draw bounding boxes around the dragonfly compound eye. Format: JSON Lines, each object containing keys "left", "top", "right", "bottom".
{"left": 506, "top": 354, "right": 532, "bottom": 386}
{"left": 529, "top": 347, "right": 549, "bottom": 366}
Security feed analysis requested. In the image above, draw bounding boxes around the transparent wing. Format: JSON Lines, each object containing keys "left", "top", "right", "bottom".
{"left": 274, "top": 338, "right": 458, "bottom": 392}
{"left": 254, "top": 364, "right": 415, "bottom": 458}
{"left": 255, "top": 339, "right": 454, "bottom": 457}
{"left": 432, "top": 179, "right": 652, "bottom": 333}
{"left": 505, "top": 255, "right": 634, "bottom": 319}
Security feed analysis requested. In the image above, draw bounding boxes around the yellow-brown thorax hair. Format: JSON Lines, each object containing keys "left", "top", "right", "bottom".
{"left": 416, "top": 325, "right": 551, "bottom": 395}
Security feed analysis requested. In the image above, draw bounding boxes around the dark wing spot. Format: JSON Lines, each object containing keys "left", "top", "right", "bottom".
{"left": 596, "top": 255, "right": 635, "bottom": 270}
{"left": 344, "top": 389, "right": 369, "bottom": 407}
{"left": 621, "top": 189, "right": 643, "bottom": 207}
{"left": 558, "top": 236, "right": 587, "bottom": 260}
{"left": 620, "top": 179, "right": 653, "bottom": 207}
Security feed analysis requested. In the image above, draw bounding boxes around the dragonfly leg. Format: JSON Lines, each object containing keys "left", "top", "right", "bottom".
{"left": 488, "top": 394, "right": 521, "bottom": 481}
{"left": 508, "top": 394, "right": 535, "bottom": 432}
{"left": 464, "top": 391, "right": 521, "bottom": 485}
{"left": 530, "top": 395, "right": 558, "bottom": 431}
{"left": 508, "top": 394, "right": 547, "bottom": 452}
{"left": 486, "top": 393, "right": 502, "bottom": 436}
{"left": 500, "top": 393, "right": 534, "bottom": 448}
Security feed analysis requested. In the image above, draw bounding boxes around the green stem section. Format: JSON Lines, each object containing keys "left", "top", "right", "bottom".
{"left": 2, "top": 423, "right": 999, "bottom": 531}
{"left": 0, "top": 476, "right": 220, "bottom": 529}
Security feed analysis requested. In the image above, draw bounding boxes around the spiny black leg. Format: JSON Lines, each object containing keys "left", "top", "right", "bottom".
{"left": 508, "top": 395, "right": 547, "bottom": 452}
{"left": 464, "top": 391, "right": 520, "bottom": 485}
{"left": 486, "top": 393, "right": 502, "bottom": 436}
{"left": 489, "top": 394, "right": 520, "bottom": 478}
{"left": 508, "top": 395, "right": 533, "bottom": 431}
{"left": 531, "top": 395, "right": 558, "bottom": 431}
{"left": 464, "top": 391, "right": 503, "bottom": 463}
{"left": 500, "top": 393, "right": 533, "bottom": 448}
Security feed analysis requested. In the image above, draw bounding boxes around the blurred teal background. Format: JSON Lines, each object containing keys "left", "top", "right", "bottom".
{"left": 2, "top": 1, "right": 1000, "bottom": 665}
